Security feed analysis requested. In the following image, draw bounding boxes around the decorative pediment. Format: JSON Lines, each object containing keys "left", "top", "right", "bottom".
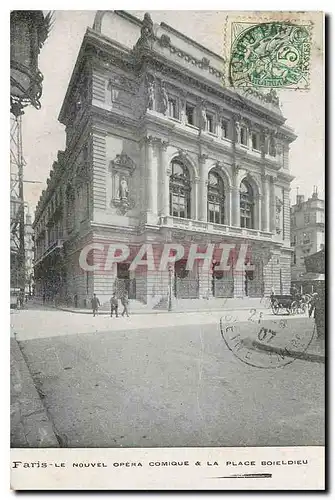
{"left": 109, "top": 152, "right": 136, "bottom": 176}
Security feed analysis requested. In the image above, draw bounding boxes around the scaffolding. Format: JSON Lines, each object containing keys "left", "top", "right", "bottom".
{"left": 10, "top": 113, "right": 25, "bottom": 290}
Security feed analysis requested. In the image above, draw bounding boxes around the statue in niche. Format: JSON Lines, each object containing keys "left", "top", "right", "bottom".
{"left": 269, "top": 137, "right": 277, "bottom": 156}
{"left": 275, "top": 141, "right": 283, "bottom": 157}
{"left": 201, "top": 106, "right": 207, "bottom": 130}
{"left": 147, "top": 82, "right": 155, "bottom": 110}
{"left": 275, "top": 196, "right": 283, "bottom": 234}
{"left": 234, "top": 120, "right": 241, "bottom": 142}
{"left": 120, "top": 177, "right": 129, "bottom": 200}
{"left": 161, "top": 83, "right": 168, "bottom": 115}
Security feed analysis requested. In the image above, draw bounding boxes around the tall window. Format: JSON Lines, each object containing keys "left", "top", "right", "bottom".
{"left": 251, "top": 132, "right": 260, "bottom": 150}
{"left": 240, "top": 126, "right": 248, "bottom": 145}
{"left": 221, "top": 119, "right": 229, "bottom": 139}
{"left": 208, "top": 171, "right": 225, "bottom": 224}
{"left": 240, "top": 180, "right": 254, "bottom": 228}
{"left": 186, "top": 104, "right": 195, "bottom": 125}
{"left": 169, "top": 160, "right": 191, "bottom": 219}
{"left": 206, "top": 113, "right": 214, "bottom": 133}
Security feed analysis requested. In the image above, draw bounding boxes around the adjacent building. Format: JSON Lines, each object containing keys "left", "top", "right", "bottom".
{"left": 291, "top": 188, "right": 325, "bottom": 282}
{"left": 291, "top": 187, "right": 325, "bottom": 289}
{"left": 33, "top": 10, "right": 296, "bottom": 308}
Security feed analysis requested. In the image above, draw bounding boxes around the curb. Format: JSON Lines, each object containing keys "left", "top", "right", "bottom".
{"left": 11, "top": 337, "right": 60, "bottom": 447}
{"left": 243, "top": 338, "right": 325, "bottom": 364}
{"left": 54, "top": 305, "right": 270, "bottom": 316}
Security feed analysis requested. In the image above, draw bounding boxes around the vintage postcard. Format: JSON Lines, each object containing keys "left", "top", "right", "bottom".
{"left": 10, "top": 10, "right": 325, "bottom": 490}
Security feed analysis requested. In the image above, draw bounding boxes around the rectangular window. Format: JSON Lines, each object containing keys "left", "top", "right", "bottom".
{"left": 240, "top": 127, "right": 248, "bottom": 146}
{"left": 168, "top": 97, "right": 178, "bottom": 119}
{"left": 186, "top": 104, "right": 195, "bottom": 125}
{"left": 252, "top": 132, "right": 260, "bottom": 150}
{"left": 221, "top": 120, "right": 229, "bottom": 139}
{"left": 206, "top": 113, "right": 214, "bottom": 133}
{"left": 303, "top": 232, "right": 311, "bottom": 244}
{"left": 304, "top": 213, "right": 310, "bottom": 224}
{"left": 208, "top": 203, "right": 221, "bottom": 224}
{"left": 293, "top": 252, "right": 296, "bottom": 265}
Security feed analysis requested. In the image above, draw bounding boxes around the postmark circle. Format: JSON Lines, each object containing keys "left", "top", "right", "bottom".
{"left": 229, "top": 22, "right": 311, "bottom": 89}
{"left": 220, "top": 314, "right": 316, "bottom": 369}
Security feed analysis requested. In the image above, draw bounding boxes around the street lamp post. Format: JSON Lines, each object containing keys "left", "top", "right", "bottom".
{"left": 168, "top": 264, "right": 173, "bottom": 312}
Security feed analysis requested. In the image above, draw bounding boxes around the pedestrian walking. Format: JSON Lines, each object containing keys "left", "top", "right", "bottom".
{"left": 121, "top": 293, "right": 130, "bottom": 317}
{"left": 110, "top": 293, "right": 119, "bottom": 317}
{"left": 91, "top": 293, "right": 100, "bottom": 317}
{"left": 19, "top": 289, "right": 24, "bottom": 309}
{"left": 309, "top": 291, "right": 324, "bottom": 339}
{"left": 308, "top": 292, "right": 318, "bottom": 318}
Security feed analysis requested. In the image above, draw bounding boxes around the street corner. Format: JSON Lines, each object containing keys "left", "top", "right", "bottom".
{"left": 219, "top": 314, "right": 319, "bottom": 369}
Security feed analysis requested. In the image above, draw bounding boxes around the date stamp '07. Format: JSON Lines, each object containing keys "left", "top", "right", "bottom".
{"left": 225, "top": 14, "right": 315, "bottom": 90}
{"left": 220, "top": 311, "right": 316, "bottom": 369}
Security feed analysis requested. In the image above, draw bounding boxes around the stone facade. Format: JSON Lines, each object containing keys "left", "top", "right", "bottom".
{"left": 291, "top": 189, "right": 325, "bottom": 281}
{"left": 33, "top": 11, "right": 296, "bottom": 308}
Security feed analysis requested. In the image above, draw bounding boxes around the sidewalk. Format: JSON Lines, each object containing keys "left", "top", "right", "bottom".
{"left": 241, "top": 317, "right": 325, "bottom": 363}
{"left": 11, "top": 337, "right": 59, "bottom": 447}
{"left": 47, "top": 297, "right": 271, "bottom": 315}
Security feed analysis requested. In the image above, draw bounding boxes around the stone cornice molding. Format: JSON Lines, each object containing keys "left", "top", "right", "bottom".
{"left": 109, "top": 152, "right": 136, "bottom": 176}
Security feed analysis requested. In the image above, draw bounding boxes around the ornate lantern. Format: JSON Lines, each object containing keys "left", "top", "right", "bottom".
{"left": 10, "top": 10, "right": 52, "bottom": 116}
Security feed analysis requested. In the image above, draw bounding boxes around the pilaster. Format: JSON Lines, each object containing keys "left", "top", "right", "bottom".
{"left": 198, "top": 154, "right": 208, "bottom": 222}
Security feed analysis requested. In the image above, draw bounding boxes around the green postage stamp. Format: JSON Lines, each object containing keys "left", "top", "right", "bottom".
{"left": 226, "top": 14, "right": 313, "bottom": 90}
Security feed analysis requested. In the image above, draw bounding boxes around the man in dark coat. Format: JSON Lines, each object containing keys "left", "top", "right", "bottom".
{"left": 110, "top": 293, "right": 119, "bottom": 318}
{"left": 309, "top": 291, "right": 325, "bottom": 339}
{"left": 91, "top": 293, "right": 100, "bottom": 317}
{"left": 121, "top": 292, "right": 130, "bottom": 317}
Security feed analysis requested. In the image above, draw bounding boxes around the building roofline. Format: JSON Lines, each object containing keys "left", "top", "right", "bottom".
{"left": 58, "top": 32, "right": 89, "bottom": 124}
{"left": 160, "top": 21, "right": 226, "bottom": 63}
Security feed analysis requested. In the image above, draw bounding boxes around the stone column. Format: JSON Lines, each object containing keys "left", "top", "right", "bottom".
{"left": 198, "top": 154, "right": 208, "bottom": 221}
{"left": 179, "top": 92, "right": 187, "bottom": 125}
{"left": 193, "top": 178, "right": 199, "bottom": 220}
{"left": 255, "top": 194, "right": 262, "bottom": 231}
{"left": 261, "top": 174, "right": 270, "bottom": 232}
{"left": 231, "top": 166, "right": 240, "bottom": 226}
{"left": 160, "top": 141, "right": 170, "bottom": 217}
{"left": 246, "top": 120, "right": 252, "bottom": 149}
{"left": 146, "top": 137, "right": 155, "bottom": 214}
{"left": 269, "top": 176, "right": 276, "bottom": 233}
{"left": 226, "top": 187, "right": 232, "bottom": 226}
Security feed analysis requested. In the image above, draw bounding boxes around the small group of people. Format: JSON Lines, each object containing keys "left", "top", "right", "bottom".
{"left": 91, "top": 292, "right": 130, "bottom": 318}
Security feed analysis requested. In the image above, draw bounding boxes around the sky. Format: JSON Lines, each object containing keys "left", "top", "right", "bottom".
{"left": 18, "top": 10, "right": 324, "bottom": 215}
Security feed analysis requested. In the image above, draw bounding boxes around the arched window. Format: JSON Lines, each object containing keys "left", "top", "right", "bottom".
{"left": 240, "top": 180, "right": 254, "bottom": 229}
{"left": 208, "top": 171, "right": 225, "bottom": 224}
{"left": 169, "top": 160, "right": 191, "bottom": 219}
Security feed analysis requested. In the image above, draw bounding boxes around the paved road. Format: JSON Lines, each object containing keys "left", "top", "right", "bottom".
{"left": 17, "top": 315, "right": 324, "bottom": 449}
